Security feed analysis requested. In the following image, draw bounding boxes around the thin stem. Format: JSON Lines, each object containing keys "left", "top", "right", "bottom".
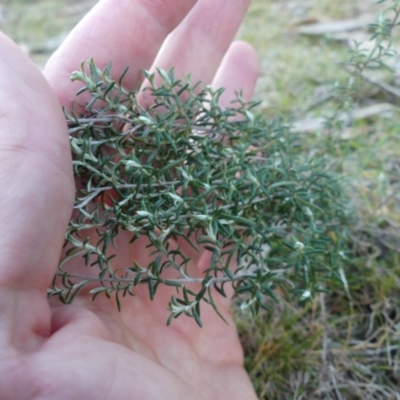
{"left": 74, "top": 181, "right": 181, "bottom": 209}
{"left": 55, "top": 270, "right": 261, "bottom": 285}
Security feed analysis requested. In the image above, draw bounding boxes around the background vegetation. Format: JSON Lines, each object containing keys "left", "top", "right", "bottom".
{"left": 2, "top": 0, "right": 400, "bottom": 398}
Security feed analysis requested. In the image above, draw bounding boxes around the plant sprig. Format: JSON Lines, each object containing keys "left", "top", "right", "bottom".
{"left": 48, "top": 60, "right": 351, "bottom": 326}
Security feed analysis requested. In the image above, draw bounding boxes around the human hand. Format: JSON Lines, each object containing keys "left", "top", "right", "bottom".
{"left": 0, "top": 1, "right": 259, "bottom": 398}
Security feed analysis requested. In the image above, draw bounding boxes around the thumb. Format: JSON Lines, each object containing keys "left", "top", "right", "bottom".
{"left": 0, "top": 33, "right": 74, "bottom": 351}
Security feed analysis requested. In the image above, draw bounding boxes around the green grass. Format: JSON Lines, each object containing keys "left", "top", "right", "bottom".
{"left": 0, "top": 0, "right": 94, "bottom": 67}
{"left": 2, "top": 0, "right": 400, "bottom": 398}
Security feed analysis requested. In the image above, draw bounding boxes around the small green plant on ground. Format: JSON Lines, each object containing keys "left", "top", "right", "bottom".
{"left": 48, "top": 61, "right": 351, "bottom": 326}
{"left": 239, "top": 0, "right": 400, "bottom": 398}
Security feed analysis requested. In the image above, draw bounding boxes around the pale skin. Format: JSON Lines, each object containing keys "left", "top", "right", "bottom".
{"left": 0, "top": 0, "right": 260, "bottom": 398}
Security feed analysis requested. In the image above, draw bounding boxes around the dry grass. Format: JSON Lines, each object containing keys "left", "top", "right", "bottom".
{"left": 2, "top": 0, "right": 400, "bottom": 398}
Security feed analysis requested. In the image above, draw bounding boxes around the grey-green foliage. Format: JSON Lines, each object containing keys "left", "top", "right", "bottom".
{"left": 48, "top": 60, "right": 351, "bottom": 326}
{"left": 354, "top": 0, "right": 400, "bottom": 71}
{"left": 336, "top": 0, "right": 400, "bottom": 104}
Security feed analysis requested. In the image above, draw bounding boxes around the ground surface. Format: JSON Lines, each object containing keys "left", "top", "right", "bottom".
{"left": 2, "top": 1, "right": 400, "bottom": 398}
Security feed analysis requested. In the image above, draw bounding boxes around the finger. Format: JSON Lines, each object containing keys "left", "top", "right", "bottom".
{"left": 211, "top": 41, "right": 260, "bottom": 108}
{"left": 176, "top": 41, "right": 260, "bottom": 271}
{"left": 146, "top": 0, "right": 251, "bottom": 86}
{"left": 0, "top": 34, "right": 74, "bottom": 351}
{"left": 44, "top": 0, "right": 197, "bottom": 108}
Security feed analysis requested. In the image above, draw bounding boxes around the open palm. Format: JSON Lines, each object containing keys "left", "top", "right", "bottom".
{"left": 0, "top": 1, "right": 259, "bottom": 398}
